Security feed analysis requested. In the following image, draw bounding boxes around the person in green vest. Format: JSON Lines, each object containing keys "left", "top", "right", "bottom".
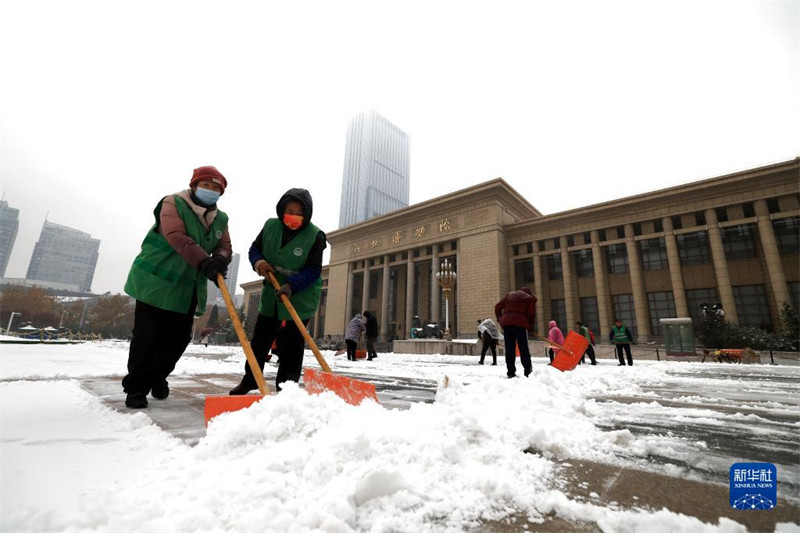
{"left": 610, "top": 318, "right": 634, "bottom": 366}
{"left": 574, "top": 321, "right": 597, "bottom": 365}
{"left": 122, "top": 166, "right": 232, "bottom": 409}
{"left": 230, "top": 188, "right": 326, "bottom": 394}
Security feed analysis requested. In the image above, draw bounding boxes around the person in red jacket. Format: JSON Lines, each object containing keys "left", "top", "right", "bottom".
{"left": 494, "top": 287, "right": 537, "bottom": 378}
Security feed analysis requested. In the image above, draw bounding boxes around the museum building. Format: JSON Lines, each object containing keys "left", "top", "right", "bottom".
{"left": 242, "top": 158, "right": 799, "bottom": 344}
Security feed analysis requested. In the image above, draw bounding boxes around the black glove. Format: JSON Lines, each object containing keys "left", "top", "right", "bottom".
{"left": 275, "top": 283, "right": 292, "bottom": 299}
{"left": 199, "top": 256, "right": 228, "bottom": 285}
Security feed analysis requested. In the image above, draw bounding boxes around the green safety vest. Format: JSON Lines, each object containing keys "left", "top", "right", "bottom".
{"left": 613, "top": 325, "right": 630, "bottom": 343}
{"left": 124, "top": 196, "right": 228, "bottom": 315}
{"left": 579, "top": 325, "right": 590, "bottom": 340}
{"left": 258, "top": 218, "right": 322, "bottom": 320}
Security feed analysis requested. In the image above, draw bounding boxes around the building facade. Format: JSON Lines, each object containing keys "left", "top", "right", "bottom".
{"left": 207, "top": 253, "right": 241, "bottom": 308}
{"left": 338, "top": 110, "right": 410, "bottom": 228}
{"left": 242, "top": 159, "right": 799, "bottom": 344}
{"left": 26, "top": 221, "right": 100, "bottom": 293}
{"left": 0, "top": 199, "right": 20, "bottom": 277}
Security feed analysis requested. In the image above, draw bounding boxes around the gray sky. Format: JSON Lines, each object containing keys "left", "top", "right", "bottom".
{"left": 1, "top": 0, "right": 798, "bottom": 295}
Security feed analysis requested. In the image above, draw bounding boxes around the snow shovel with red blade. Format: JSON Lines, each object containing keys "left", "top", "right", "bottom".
{"left": 265, "top": 271, "right": 377, "bottom": 406}
{"left": 544, "top": 332, "right": 590, "bottom": 372}
{"left": 204, "top": 273, "right": 271, "bottom": 425}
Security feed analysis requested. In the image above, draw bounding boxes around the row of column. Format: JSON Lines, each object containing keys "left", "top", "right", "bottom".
{"left": 528, "top": 202, "right": 791, "bottom": 336}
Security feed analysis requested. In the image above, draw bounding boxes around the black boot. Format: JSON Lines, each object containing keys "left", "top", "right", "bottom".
{"left": 151, "top": 380, "right": 169, "bottom": 400}
{"left": 229, "top": 379, "right": 256, "bottom": 395}
{"left": 125, "top": 393, "right": 148, "bottom": 409}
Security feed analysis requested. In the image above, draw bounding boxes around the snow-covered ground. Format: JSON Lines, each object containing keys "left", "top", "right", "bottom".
{"left": 1, "top": 340, "right": 798, "bottom": 532}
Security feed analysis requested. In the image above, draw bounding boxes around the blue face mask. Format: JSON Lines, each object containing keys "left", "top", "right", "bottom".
{"left": 194, "top": 187, "right": 221, "bottom": 206}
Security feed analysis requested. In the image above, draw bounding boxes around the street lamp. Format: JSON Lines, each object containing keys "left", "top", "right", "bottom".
{"left": 6, "top": 312, "right": 20, "bottom": 334}
{"left": 436, "top": 258, "right": 457, "bottom": 341}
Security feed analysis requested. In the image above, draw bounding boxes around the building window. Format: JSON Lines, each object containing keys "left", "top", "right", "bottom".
{"left": 686, "top": 288, "right": 719, "bottom": 329}
{"left": 654, "top": 220, "right": 663, "bottom": 233}
{"left": 605, "top": 244, "right": 629, "bottom": 274}
{"left": 553, "top": 238, "right": 560, "bottom": 250}
{"left": 512, "top": 245, "right": 520, "bottom": 256}
{"left": 633, "top": 223, "right": 642, "bottom": 236}
{"left": 583, "top": 232, "right": 592, "bottom": 245}
{"left": 567, "top": 235, "right": 574, "bottom": 247}
{"left": 612, "top": 294, "right": 637, "bottom": 333}
{"left": 514, "top": 259, "right": 534, "bottom": 286}
{"left": 547, "top": 254, "right": 563, "bottom": 280}
{"left": 677, "top": 231, "right": 711, "bottom": 265}
{"left": 671, "top": 216, "right": 683, "bottom": 230}
{"left": 369, "top": 271, "right": 380, "bottom": 298}
{"left": 639, "top": 237, "right": 669, "bottom": 270}
{"left": 789, "top": 281, "right": 800, "bottom": 312}
{"left": 722, "top": 224, "right": 757, "bottom": 260}
{"left": 716, "top": 207, "right": 728, "bottom": 222}
{"left": 525, "top": 242, "right": 532, "bottom": 254}
{"left": 598, "top": 229, "right": 607, "bottom": 241}
{"left": 695, "top": 212, "right": 706, "bottom": 226}
{"left": 766, "top": 198, "right": 781, "bottom": 214}
{"left": 573, "top": 249, "right": 594, "bottom": 277}
{"left": 733, "top": 284, "right": 772, "bottom": 330}
{"left": 579, "top": 297, "right": 599, "bottom": 333}
{"left": 773, "top": 217, "right": 799, "bottom": 255}
{"left": 647, "top": 291, "right": 676, "bottom": 336}
{"left": 742, "top": 202, "right": 755, "bottom": 218}
{"left": 551, "top": 299, "right": 567, "bottom": 335}
{"left": 616, "top": 226, "right": 625, "bottom": 239}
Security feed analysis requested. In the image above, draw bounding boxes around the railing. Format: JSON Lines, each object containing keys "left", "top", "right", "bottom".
{"left": 0, "top": 330, "right": 103, "bottom": 342}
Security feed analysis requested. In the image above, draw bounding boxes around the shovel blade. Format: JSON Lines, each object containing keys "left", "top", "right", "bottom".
{"left": 303, "top": 367, "right": 378, "bottom": 406}
{"left": 551, "top": 332, "right": 590, "bottom": 372}
{"left": 204, "top": 394, "right": 266, "bottom": 426}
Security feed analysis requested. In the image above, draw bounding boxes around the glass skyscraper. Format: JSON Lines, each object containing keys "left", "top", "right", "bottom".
{"left": 339, "top": 110, "right": 410, "bottom": 228}
{"left": 0, "top": 199, "right": 19, "bottom": 277}
{"left": 26, "top": 221, "right": 100, "bottom": 292}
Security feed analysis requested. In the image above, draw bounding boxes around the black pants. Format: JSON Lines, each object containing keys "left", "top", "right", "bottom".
{"left": 122, "top": 300, "right": 193, "bottom": 395}
{"left": 366, "top": 336, "right": 377, "bottom": 359}
{"left": 580, "top": 344, "right": 597, "bottom": 365}
{"left": 241, "top": 313, "right": 309, "bottom": 391}
{"left": 548, "top": 348, "right": 555, "bottom": 363}
{"left": 345, "top": 339, "right": 358, "bottom": 360}
{"left": 503, "top": 326, "right": 531, "bottom": 377}
{"left": 480, "top": 338, "right": 497, "bottom": 364}
{"left": 616, "top": 343, "right": 633, "bottom": 366}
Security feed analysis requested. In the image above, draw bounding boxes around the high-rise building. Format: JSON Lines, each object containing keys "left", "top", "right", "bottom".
{"left": 206, "top": 252, "right": 241, "bottom": 309}
{"left": 26, "top": 221, "right": 100, "bottom": 292}
{"left": 338, "top": 110, "right": 410, "bottom": 228}
{"left": 0, "top": 199, "right": 20, "bottom": 277}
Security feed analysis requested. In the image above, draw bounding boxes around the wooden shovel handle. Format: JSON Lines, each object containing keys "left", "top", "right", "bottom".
{"left": 218, "top": 273, "right": 269, "bottom": 395}
{"left": 266, "top": 271, "right": 332, "bottom": 373}
{"left": 533, "top": 333, "right": 573, "bottom": 355}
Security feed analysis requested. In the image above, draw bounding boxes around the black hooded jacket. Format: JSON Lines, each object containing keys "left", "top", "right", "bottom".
{"left": 249, "top": 188, "right": 327, "bottom": 293}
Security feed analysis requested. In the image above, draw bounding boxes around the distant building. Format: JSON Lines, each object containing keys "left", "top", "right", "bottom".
{"left": 26, "top": 221, "right": 100, "bottom": 292}
{"left": 207, "top": 252, "right": 241, "bottom": 309}
{"left": 0, "top": 199, "right": 20, "bottom": 277}
{"left": 338, "top": 110, "right": 410, "bottom": 228}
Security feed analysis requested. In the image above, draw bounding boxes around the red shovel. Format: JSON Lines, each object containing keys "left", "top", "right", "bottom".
{"left": 534, "top": 332, "right": 589, "bottom": 372}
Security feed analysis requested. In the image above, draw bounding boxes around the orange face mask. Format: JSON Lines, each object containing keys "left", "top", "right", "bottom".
{"left": 283, "top": 214, "right": 303, "bottom": 230}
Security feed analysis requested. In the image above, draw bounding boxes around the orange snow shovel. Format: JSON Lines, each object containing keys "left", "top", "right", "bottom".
{"left": 264, "top": 271, "right": 378, "bottom": 406}
{"left": 534, "top": 332, "right": 589, "bottom": 372}
{"left": 204, "top": 273, "right": 271, "bottom": 425}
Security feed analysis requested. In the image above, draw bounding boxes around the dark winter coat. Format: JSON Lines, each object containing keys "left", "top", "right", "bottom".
{"left": 495, "top": 287, "right": 537, "bottom": 330}
{"left": 364, "top": 311, "right": 379, "bottom": 338}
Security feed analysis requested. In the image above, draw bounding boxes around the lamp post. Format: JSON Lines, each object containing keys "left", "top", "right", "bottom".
{"left": 6, "top": 312, "right": 20, "bottom": 334}
{"left": 435, "top": 258, "right": 457, "bottom": 341}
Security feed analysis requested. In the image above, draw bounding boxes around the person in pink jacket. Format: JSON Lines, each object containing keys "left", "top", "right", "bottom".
{"left": 547, "top": 320, "right": 565, "bottom": 364}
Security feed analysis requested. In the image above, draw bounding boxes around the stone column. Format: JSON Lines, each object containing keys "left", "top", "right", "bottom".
{"left": 532, "top": 241, "right": 545, "bottom": 335}
{"left": 381, "top": 255, "right": 390, "bottom": 341}
{"left": 361, "top": 264, "right": 370, "bottom": 314}
{"left": 405, "top": 259, "right": 415, "bottom": 338}
{"left": 662, "top": 216, "right": 689, "bottom": 317}
{"left": 755, "top": 200, "right": 791, "bottom": 312}
{"left": 431, "top": 247, "right": 440, "bottom": 325}
{"left": 590, "top": 230, "right": 611, "bottom": 338}
{"left": 345, "top": 266, "right": 354, "bottom": 325}
{"left": 705, "top": 208, "right": 738, "bottom": 323}
{"left": 624, "top": 224, "right": 651, "bottom": 337}
{"left": 560, "top": 236, "right": 576, "bottom": 328}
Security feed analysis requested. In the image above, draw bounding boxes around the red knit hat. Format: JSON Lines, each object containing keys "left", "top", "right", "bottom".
{"left": 190, "top": 166, "right": 227, "bottom": 194}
